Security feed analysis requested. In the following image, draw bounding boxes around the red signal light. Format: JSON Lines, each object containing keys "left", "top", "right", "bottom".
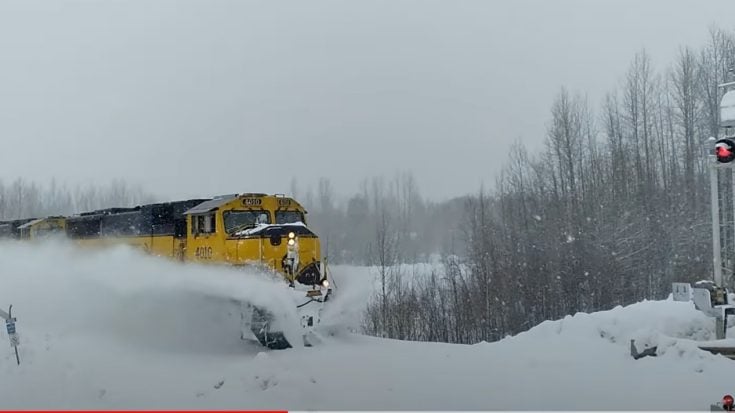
{"left": 724, "top": 394, "right": 734, "bottom": 409}
{"left": 716, "top": 139, "right": 735, "bottom": 163}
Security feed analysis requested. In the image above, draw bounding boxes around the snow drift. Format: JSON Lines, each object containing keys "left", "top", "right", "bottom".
{"left": 0, "top": 241, "right": 734, "bottom": 410}
{"left": 0, "top": 239, "right": 304, "bottom": 355}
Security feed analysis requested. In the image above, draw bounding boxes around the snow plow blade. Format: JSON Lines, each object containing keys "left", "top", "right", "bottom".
{"left": 249, "top": 306, "right": 292, "bottom": 350}
{"left": 238, "top": 286, "right": 331, "bottom": 350}
{"left": 240, "top": 303, "right": 292, "bottom": 350}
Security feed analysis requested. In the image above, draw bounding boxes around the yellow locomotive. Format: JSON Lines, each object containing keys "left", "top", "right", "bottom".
{"left": 0, "top": 193, "right": 332, "bottom": 349}
{"left": 17, "top": 217, "right": 66, "bottom": 239}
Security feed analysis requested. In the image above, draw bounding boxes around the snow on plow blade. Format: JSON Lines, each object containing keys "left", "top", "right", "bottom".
{"left": 238, "top": 287, "right": 329, "bottom": 350}
{"left": 247, "top": 305, "right": 292, "bottom": 350}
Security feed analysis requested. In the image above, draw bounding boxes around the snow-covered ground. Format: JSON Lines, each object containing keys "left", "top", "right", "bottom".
{"left": 0, "top": 240, "right": 732, "bottom": 410}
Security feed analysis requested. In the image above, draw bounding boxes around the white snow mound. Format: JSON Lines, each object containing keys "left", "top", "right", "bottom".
{"left": 0, "top": 241, "right": 732, "bottom": 410}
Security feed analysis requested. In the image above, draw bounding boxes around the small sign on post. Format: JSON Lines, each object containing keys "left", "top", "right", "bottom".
{"left": 6, "top": 319, "right": 18, "bottom": 343}
{"left": 1, "top": 305, "right": 20, "bottom": 365}
{"left": 672, "top": 282, "right": 693, "bottom": 302}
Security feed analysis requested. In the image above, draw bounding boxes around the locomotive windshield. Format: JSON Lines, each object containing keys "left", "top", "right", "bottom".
{"left": 224, "top": 210, "right": 271, "bottom": 233}
{"left": 275, "top": 211, "right": 305, "bottom": 224}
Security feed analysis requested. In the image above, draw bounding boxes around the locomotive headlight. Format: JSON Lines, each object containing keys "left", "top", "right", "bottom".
{"left": 321, "top": 279, "right": 329, "bottom": 288}
{"left": 288, "top": 232, "right": 295, "bottom": 239}
{"left": 288, "top": 238, "right": 295, "bottom": 246}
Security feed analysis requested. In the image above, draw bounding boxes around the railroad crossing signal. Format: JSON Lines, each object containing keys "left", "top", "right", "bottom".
{"left": 715, "top": 138, "right": 735, "bottom": 163}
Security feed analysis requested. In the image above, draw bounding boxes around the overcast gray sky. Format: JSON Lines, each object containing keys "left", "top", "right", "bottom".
{"left": 1, "top": 0, "right": 734, "bottom": 202}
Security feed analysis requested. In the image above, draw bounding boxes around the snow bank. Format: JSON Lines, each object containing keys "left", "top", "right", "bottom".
{"left": 0, "top": 250, "right": 733, "bottom": 410}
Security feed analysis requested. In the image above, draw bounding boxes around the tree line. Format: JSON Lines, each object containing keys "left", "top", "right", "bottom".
{"left": 0, "top": 178, "right": 154, "bottom": 221}
{"left": 349, "top": 26, "right": 735, "bottom": 343}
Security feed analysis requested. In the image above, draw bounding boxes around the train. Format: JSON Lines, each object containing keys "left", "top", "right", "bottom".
{"left": 0, "top": 193, "right": 332, "bottom": 349}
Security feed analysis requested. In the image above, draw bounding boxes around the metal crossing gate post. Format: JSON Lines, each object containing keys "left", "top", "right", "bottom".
{"left": 711, "top": 159, "right": 723, "bottom": 286}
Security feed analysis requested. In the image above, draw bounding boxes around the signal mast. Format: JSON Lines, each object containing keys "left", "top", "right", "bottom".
{"left": 672, "top": 72, "right": 735, "bottom": 340}
{"left": 710, "top": 71, "right": 735, "bottom": 288}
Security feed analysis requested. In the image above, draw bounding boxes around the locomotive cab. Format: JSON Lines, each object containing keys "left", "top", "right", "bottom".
{"left": 183, "top": 193, "right": 328, "bottom": 287}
